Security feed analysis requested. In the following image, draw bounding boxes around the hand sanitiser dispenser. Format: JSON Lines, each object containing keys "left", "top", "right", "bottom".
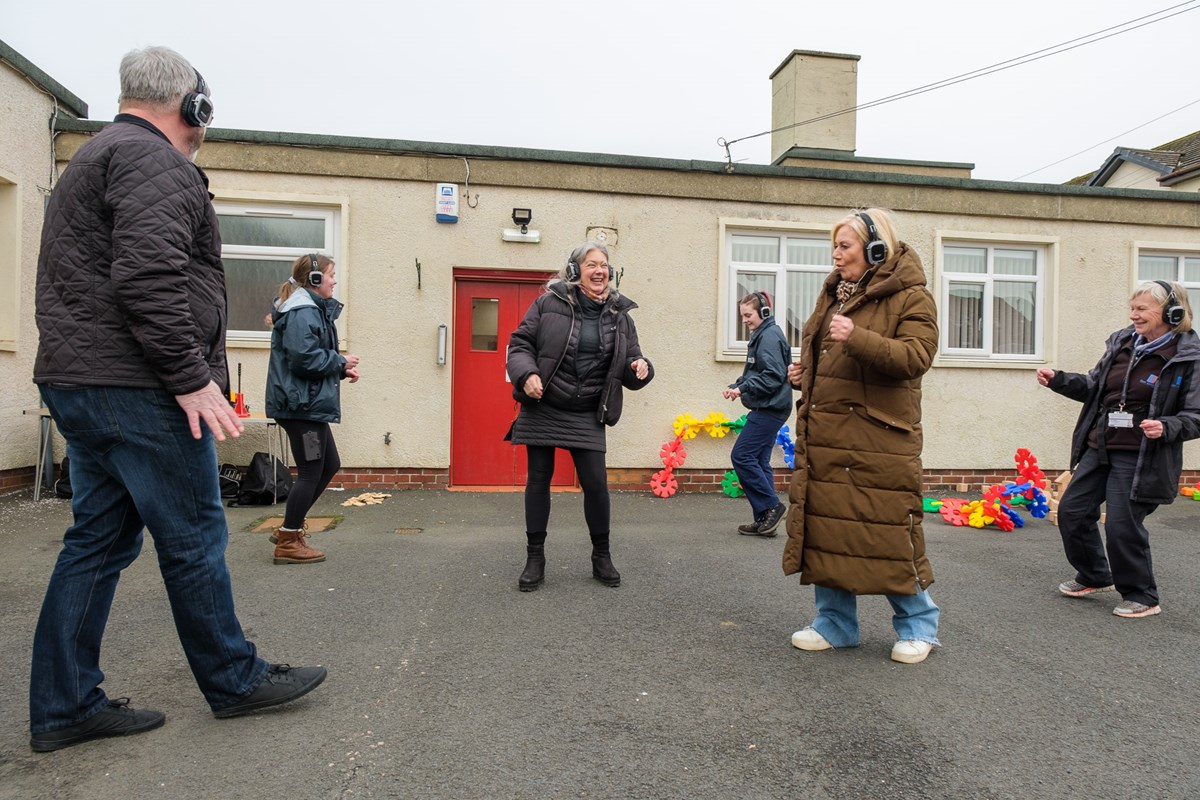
{"left": 436, "top": 183, "right": 459, "bottom": 223}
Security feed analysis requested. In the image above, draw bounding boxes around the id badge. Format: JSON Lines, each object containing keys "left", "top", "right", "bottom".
{"left": 1107, "top": 411, "right": 1134, "bottom": 429}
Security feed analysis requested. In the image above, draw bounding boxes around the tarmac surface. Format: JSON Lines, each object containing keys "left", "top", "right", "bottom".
{"left": 0, "top": 486, "right": 1198, "bottom": 800}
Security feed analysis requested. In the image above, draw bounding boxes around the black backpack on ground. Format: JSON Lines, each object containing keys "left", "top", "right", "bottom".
{"left": 231, "top": 452, "right": 293, "bottom": 506}
{"left": 218, "top": 463, "right": 243, "bottom": 499}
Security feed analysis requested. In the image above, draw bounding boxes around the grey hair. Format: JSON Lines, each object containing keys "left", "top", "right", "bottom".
{"left": 561, "top": 242, "right": 609, "bottom": 283}
{"left": 118, "top": 46, "right": 200, "bottom": 108}
{"left": 1133, "top": 279, "right": 1194, "bottom": 333}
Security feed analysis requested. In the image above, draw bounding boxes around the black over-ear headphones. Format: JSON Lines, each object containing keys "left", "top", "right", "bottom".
{"left": 308, "top": 254, "right": 324, "bottom": 287}
{"left": 1153, "top": 280, "right": 1185, "bottom": 327}
{"left": 856, "top": 211, "right": 889, "bottom": 267}
{"left": 181, "top": 69, "right": 214, "bottom": 128}
{"left": 566, "top": 255, "right": 615, "bottom": 283}
{"left": 751, "top": 291, "right": 772, "bottom": 320}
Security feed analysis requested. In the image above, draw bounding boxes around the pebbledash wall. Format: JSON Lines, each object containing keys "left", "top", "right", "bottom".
{"left": 4, "top": 44, "right": 1200, "bottom": 496}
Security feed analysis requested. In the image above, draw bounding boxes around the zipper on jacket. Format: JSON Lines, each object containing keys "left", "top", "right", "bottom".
{"left": 907, "top": 513, "right": 926, "bottom": 589}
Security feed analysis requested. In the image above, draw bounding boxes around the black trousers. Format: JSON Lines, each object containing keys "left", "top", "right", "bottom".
{"left": 524, "top": 446, "right": 609, "bottom": 540}
{"left": 1057, "top": 447, "right": 1159, "bottom": 605}
{"left": 277, "top": 419, "right": 341, "bottom": 530}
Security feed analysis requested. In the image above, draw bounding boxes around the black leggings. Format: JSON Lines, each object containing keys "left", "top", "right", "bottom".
{"left": 525, "top": 446, "right": 609, "bottom": 537}
{"left": 277, "top": 419, "right": 341, "bottom": 530}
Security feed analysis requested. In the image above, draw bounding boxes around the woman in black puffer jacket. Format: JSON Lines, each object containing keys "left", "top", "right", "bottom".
{"left": 506, "top": 242, "right": 654, "bottom": 591}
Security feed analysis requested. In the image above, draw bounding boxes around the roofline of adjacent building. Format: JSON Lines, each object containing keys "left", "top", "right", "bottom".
{"left": 0, "top": 39, "right": 88, "bottom": 119}
{"left": 771, "top": 145, "right": 974, "bottom": 171}
{"left": 1086, "top": 147, "right": 1175, "bottom": 187}
{"left": 53, "top": 117, "right": 1200, "bottom": 204}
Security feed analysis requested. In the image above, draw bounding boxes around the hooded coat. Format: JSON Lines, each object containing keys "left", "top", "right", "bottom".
{"left": 265, "top": 288, "right": 347, "bottom": 423}
{"left": 506, "top": 281, "right": 654, "bottom": 450}
{"left": 783, "top": 243, "right": 938, "bottom": 595}
{"left": 731, "top": 314, "right": 793, "bottom": 420}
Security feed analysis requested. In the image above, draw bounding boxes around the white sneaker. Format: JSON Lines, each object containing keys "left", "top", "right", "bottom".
{"left": 890, "top": 640, "right": 933, "bottom": 664}
{"left": 790, "top": 627, "right": 832, "bottom": 651}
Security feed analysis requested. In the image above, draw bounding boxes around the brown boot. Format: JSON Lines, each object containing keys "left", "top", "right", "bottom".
{"left": 273, "top": 527, "right": 325, "bottom": 565}
{"left": 269, "top": 520, "right": 306, "bottom": 545}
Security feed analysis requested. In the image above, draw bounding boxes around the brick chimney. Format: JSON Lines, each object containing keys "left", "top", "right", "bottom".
{"left": 769, "top": 50, "right": 860, "bottom": 164}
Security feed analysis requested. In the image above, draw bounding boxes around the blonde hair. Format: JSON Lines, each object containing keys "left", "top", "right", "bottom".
{"left": 831, "top": 207, "right": 901, "bottom": 264}
{"left": 1132, "top": 280, "right": 1193, "bottom": 333}
{"left": 276, "top": 254, "right": 334, "bottom": 303}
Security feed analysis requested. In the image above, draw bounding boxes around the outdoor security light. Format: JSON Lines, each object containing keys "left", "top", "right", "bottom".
{"left": 511, "top": 208, "right": 533, "bottom": 233}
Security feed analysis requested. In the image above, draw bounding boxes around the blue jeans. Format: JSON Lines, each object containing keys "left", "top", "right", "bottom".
{"left": 730, "top": 410, "right": 786, "bottom": 517}
{"left": 811, "top": 585, "right": 941, "bottom": 647}
{"left": 1057, "top": 447, "right": 1159, "bottom": 606}
{"left": 31, "top": 385, "right": 268, "bottom": 733}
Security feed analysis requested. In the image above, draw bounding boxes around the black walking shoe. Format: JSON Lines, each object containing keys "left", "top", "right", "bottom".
{"left": 755, "top": 503, "right": 787, "bottom": 537}
{"left": 212, "top": 664, "right": 327, "bottom": 718}
{"left": 738, "top": 513, "right": 764, "bottom": 535}
{"left": 30, "top": 698, "right": 165, "bottom": 752}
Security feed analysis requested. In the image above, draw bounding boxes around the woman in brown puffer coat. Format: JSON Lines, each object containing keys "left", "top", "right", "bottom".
{"left": 784, "top": 208, "right": 941, "bottom": 664}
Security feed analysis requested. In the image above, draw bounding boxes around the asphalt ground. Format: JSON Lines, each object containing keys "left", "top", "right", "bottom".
{"left": 0, "top": 487, "right": 1198, "bottom": 800}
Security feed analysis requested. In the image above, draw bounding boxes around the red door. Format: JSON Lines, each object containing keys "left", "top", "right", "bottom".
{"left": 451, "top": 274, "right": 574, "bottom": 487}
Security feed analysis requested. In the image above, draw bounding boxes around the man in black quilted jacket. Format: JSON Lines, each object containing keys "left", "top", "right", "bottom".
{"left": 29, "top": 46, "right": 327, "bottom": 753}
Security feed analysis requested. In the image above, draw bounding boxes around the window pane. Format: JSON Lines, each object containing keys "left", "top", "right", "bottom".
{"left": 945, "top": 247, "right": 986, "bottom": 274}
{"left": 732, "top": 235, "right": 779, "bottom": 264}
{"left": 994, "top": 249, "right": 1037, "bottom": 276}
{"left": 784, "top": 271, "right": 828, "bottom": 348}
{"left": 1185, "top": 257, "right": 1200, "bottom": 283}
{"left": 735, "top": 272, "right": 774, "bottom": 340}
{"left": 218, "top": 215, "right": 326, "bottom": 248}
{"left": 787, "top": 239, "right": 832, "bottom": 266}
{"left": 947, "top": 283, "right": 983, "bottom": 349}
{"left": 471, "top": 299, "right": 499, "bottom": 351}
{"left": 1138, "top": 255, "right": 1176, "bottom": 281}
{"left": 225, "top": 257, "right": 291, "bottom": 333}
{"left": 993, "top": 281, "right": 1036, "bottom": 355}
{"left": 1188, "top": 289, "right": 1200, "bottom": 316}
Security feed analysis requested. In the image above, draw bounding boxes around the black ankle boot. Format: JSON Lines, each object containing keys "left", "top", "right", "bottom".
{"left": 590, "top": 534, "right": 620, "bottom": 587}
{"left": 519, "top": 533, "right": 546, "bottom": 592}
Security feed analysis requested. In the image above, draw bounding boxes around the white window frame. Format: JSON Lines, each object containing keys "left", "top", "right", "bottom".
{"left": 0, "top": 169, "right": 19, "bottom": 350}
{"left": 934, "top": 231, "right": 1056, "bottom": 367}
{"left": 718, "top": 218, "right": 833, "bottom": 360}
{"left": 214, "top": 194, "right": 348, "bottom": 347}
{"left": 1134, "top": 242, "right": 1200, "bottom": 312}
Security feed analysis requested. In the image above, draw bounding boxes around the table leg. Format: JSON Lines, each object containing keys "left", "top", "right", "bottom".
{"left": 34, "top": 416, "right": 52, "bottom": 502}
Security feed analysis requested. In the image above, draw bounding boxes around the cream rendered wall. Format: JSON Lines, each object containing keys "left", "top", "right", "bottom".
{"left": 0, "top": 60, "right": 54, "bottom": 472}
{"left": 201, "top": 167, "right": 1200, "bottom": 477}
{"left": 1104, "top": 161, "right": 1169, "bottom": 191}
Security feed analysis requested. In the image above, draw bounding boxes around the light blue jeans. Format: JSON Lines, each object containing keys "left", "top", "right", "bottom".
{"left": 810, "top": 584, "right": 941, "bottom": 648}
{"left": 31, "top": 385, "right": 268, "bottom": 733}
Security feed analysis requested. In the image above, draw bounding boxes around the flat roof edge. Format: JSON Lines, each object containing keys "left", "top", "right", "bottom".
{"left": 0, "top": 39, "right": 88, "bottom": 118}
{"left": 51, "top": 118, "right": 1200, "bottom": 203}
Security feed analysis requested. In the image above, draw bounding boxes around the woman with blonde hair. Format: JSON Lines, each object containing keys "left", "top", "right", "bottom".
{"left": 785, "top": 208, "right": 941, "bottom": 664}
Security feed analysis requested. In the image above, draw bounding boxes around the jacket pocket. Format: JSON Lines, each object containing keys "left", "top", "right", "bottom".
{"left": 861, "top": 403, "right": 915, "bottom": 433}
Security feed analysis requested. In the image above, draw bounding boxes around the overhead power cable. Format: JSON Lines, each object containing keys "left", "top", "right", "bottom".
{"left": 717, "top": 0, "right": 1199, "bottom": 170}
{"left": 1011, "top": 98, "right": 1200, "bottom": 181}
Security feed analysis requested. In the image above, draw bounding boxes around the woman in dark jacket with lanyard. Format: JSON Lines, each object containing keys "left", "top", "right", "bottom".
{"left": 1037, "top": 280, "right": 1200, "bottom": 618}
{"left": 724, "top": 291, "right": 792, "bottom": 537}
{"left": 265, "top": 254, "right": 361, "bottom": 565}
{"left": 506, "top": 242, "right": 654, "bottom": 592}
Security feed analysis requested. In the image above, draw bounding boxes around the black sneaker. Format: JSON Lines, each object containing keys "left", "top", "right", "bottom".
{"left": 756, "top": 503, "right": 787, "bottom": 537}
{"left": 213, "top": 664, "right": 327, "bottom": 719}
{"left": 30, "top": 698, "right": 165, "bottom": 752}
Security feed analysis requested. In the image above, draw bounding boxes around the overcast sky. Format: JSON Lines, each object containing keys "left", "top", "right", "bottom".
{"left": 3, "top": 0, "right": 1196, "bottom": 184}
